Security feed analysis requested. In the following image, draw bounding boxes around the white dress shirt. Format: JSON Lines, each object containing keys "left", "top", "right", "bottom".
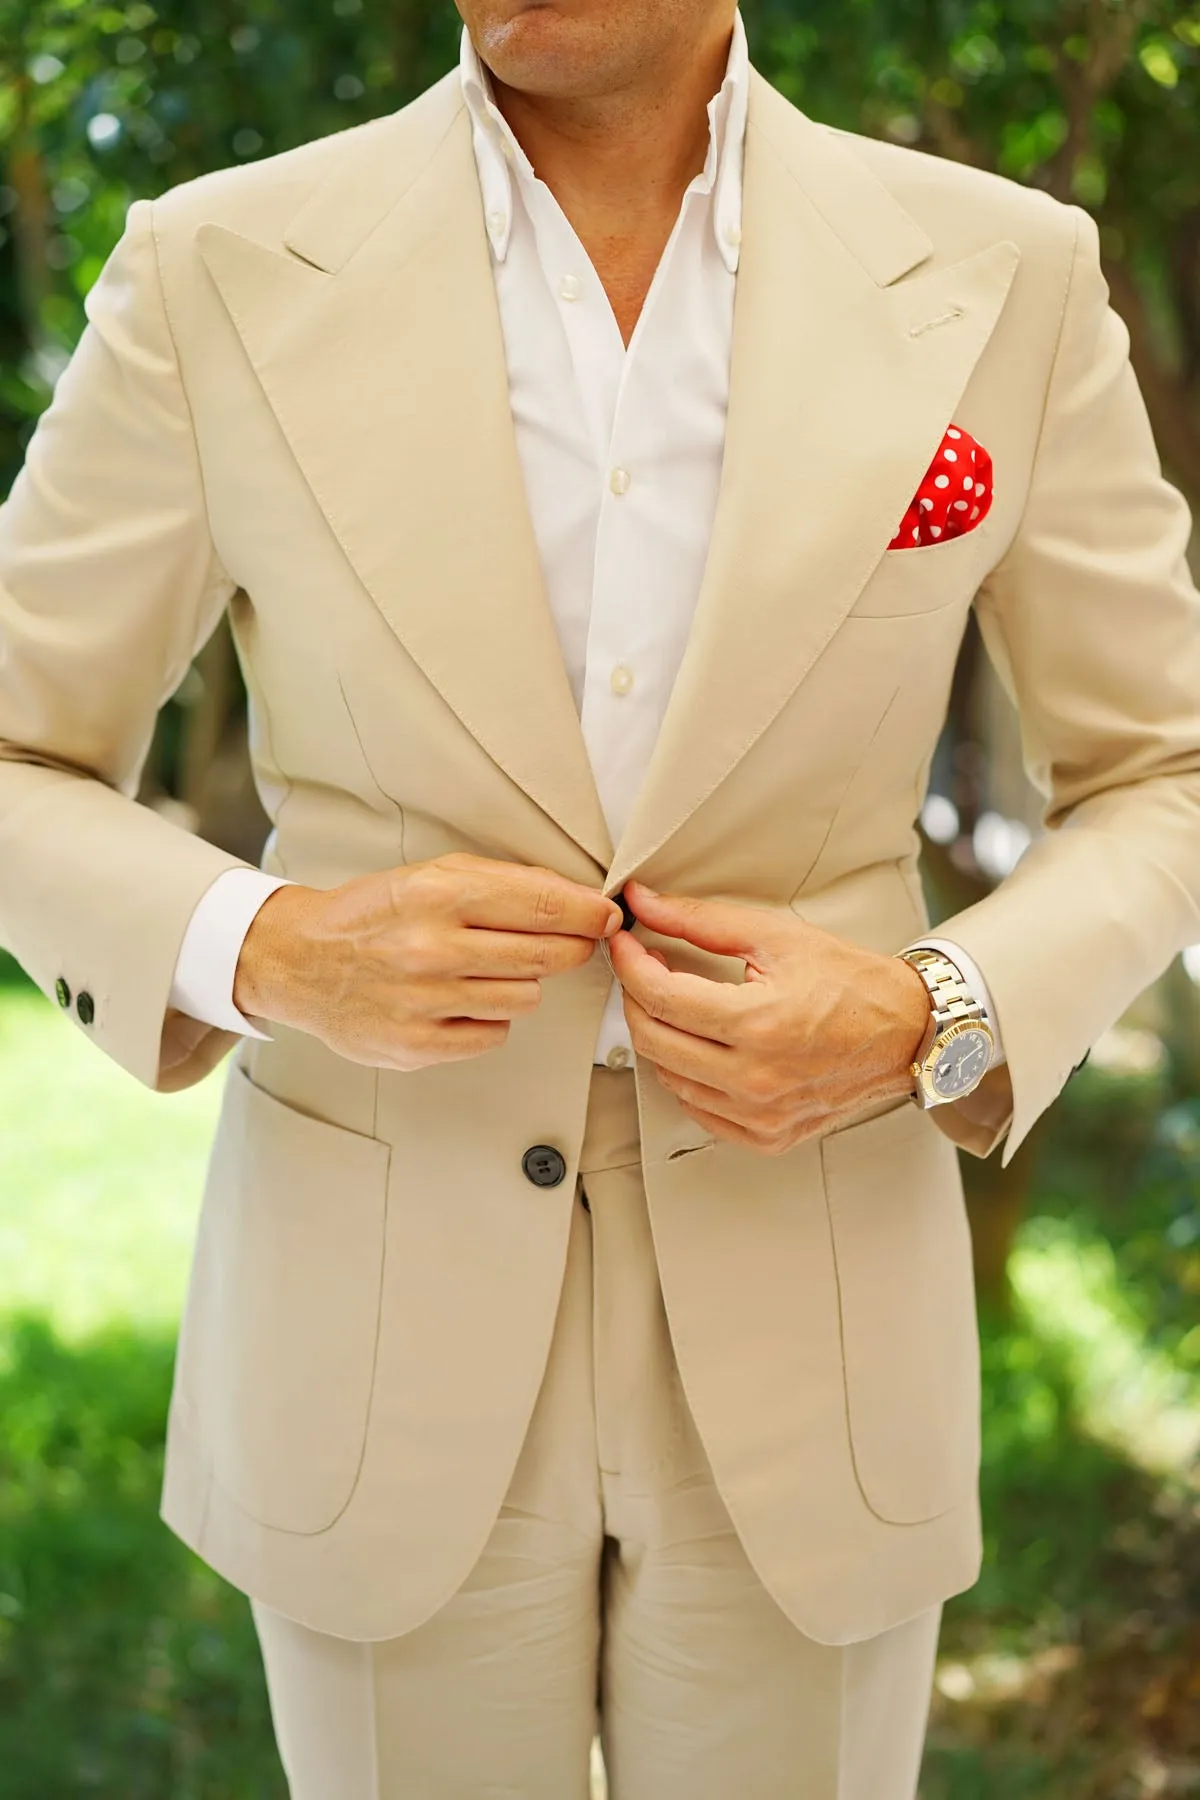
{"left": 170, "top": 14, "right": 1004, "bottom": 1069}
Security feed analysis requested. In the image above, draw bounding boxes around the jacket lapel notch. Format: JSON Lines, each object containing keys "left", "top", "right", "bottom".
{"left": 282, "top": 73, "right": 464, "bottom": 274}
{"left": 749, "top": 77, "right": 934, "bottom": 289}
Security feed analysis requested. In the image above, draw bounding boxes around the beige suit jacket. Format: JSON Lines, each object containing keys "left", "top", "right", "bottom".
{"left": 3, "top": 69, "right": 1200, "bottom": 1647}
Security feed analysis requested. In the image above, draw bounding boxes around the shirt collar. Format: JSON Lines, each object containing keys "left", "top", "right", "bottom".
{"left": 459, "top": 10, "right": 749, "bottom": 273}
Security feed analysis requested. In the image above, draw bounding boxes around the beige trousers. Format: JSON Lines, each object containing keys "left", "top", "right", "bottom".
{"left": 252, "top": 1069, "right": 941, "bottom": 1799}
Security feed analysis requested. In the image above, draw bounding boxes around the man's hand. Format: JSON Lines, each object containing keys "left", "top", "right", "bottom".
{"left": 233, "top": 854, "right": 622, "bottom": 1071}
{"left": 609, "top": 881, "right": 932, "bottom": 1154}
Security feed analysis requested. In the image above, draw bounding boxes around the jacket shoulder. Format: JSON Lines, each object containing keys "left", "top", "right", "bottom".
{"left": 149, "top": 70, "right": 461, "bottom": 248}
{"left": 830, "top": 125, "right": 1076, "bottom": 257}
{"left": 750, "top": 73, "right": 1077, "bottom": 272}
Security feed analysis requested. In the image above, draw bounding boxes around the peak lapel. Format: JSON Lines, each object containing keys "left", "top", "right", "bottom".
{"left": 607, "top": 77, "right": 1020, "bottom": 893}
{"left": 196, "top": 82, "right": 612, "bottom": 872}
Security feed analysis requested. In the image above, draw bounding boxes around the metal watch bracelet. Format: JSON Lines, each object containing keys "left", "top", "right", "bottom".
{"left": 900, "top": 948, "right": 995, "bottom": 1109}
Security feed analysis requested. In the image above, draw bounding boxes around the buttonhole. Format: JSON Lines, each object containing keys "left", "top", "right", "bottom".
{"left": 909, "top": 306, "right": 964, "bottom": 339}
{"left": 667, "top": 1141, "right": 714, "bottom": 1163}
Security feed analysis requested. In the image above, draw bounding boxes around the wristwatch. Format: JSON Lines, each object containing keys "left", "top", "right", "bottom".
{"left": 900, "top": 948, "right": 996, "bottom": 1110}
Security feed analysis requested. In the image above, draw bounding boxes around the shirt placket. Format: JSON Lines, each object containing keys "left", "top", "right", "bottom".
{"left": 507, "top": 153, "right": 726, "bottom": 1069}
{"left": 580, "top": 188, "right": 710, "bottom": 840}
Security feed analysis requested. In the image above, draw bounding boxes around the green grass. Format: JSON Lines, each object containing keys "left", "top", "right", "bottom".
{"left": 0, "top": 1320, "right": 283, "bottom": 1800}
{"left": 923, "top": 1064, "right": 1200, "bottom": 1800}
{"left": 1, "top": 970, "right": 1197, "bottom": 1798}
{"left": 0, "top": 984, "right": 223, "bottom": 1335}
{"left": 0, "top": 974, "right": 285, "bottom": 1798}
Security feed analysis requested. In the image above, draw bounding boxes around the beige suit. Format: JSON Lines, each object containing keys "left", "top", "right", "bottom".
{"left": 3, "top": 55, "right": 1200, "bottom": 1723}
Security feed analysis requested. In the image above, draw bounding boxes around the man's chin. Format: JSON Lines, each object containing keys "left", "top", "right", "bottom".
{"left": 477, "top": 12, "right": 619, "bottom": 99}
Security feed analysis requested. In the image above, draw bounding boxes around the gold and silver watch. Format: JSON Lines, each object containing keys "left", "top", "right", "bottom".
{"left": 899, "top": 948, "right": 996, "bottom": 1110}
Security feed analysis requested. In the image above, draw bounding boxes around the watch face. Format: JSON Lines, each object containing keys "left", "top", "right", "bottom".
{"left": 932, "top": 1029, "right": 993, "bottom": 1099}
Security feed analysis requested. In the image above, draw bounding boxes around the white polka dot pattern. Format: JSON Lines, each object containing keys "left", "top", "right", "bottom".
{"left": 888, "top": 425, "right": 994, "bottom": 551}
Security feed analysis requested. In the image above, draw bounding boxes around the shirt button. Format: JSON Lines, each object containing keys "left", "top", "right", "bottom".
{"left": 559, "top": 274, "right": 582, "bottom": 302}
{"left": 610, "top": 665, "right": 635, "bottom": 697}
{"left": 606, "top": 1046, "right": 632, "bottom": 1071}
{"left": 609, "top": 467, "right": 632, "bottom": 497}
{"left": 486, "top": 210, "right": 507, "bottom": 237}
{"left": 724, "top": 221, "right": 743, "bottom": 248}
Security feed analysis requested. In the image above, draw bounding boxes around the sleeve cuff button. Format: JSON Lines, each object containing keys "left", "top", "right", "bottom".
{"left": 76, "top": 992, "right": 95, "bottom": 1027}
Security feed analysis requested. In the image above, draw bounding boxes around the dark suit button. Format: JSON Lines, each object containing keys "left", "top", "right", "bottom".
{"left": 54, "top": 978, "right": 71, "bottom": 1010}
{"left": 76, "top": 992, "right": 95, "bottom": 1027}
{"left": 616, "top": 891, "right": 636, "bottom": 933}
{"left": 522, "top": 1145, "right": 567, "bottom": 1189}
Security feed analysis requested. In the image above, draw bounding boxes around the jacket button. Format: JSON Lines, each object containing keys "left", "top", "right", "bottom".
{"left": 54, "top": 978, "right": 71, "bottom": 1010}
{"left": 76, "top": 992, "right": 95, "bottom": 1027}
{"left": 522, "top": 1145, "right": 567, "bottom": 1189}
{"left": 615, "top": 890, "right": 636, "bottom": 932}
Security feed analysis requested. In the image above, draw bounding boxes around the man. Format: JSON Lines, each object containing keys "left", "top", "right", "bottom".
{"left": 2, "top": 0, "right": 1199, "bottom": 1793}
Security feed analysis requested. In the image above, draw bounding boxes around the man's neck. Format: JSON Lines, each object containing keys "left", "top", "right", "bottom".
{"left": 489, "top": 25, "right": 735, "bottom": 248}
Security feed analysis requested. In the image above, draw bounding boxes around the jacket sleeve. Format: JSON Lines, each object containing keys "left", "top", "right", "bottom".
{"left": 0, "top": 197, "right": 254, "bottom": 1092}
{"left": 930, "top": 204, "right": 1200, "bottom": 1164}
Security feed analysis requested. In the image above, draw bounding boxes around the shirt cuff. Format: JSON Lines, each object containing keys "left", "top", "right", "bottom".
{"left": 169, "top": 869, "right": 294, "bottom": 1039}
{"left": 907, "top": 936, "right": 1007, "bottom": 1068}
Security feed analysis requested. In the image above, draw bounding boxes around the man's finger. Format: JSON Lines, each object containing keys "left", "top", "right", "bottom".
{"left": 665, "top": 1094, "right": 768, "bottom": 1152}
{"left": 452, "top": 863, "right": 622, "bottom": 940}
{"left": 450, "top": 929, "right": 598, "bottom": 979}
{"left": 654, "top": 1065, "right": 763, "bottom": 1130}
{"left": 443, "top": 978, "right": 544, "bottom": 1021}
{"left": 609, "top": 930, "right": 741, "bottom": 1042}
{"left": 394, "top": 1019, "right": 510, "bottom": 1066}
{"left": 621, "top": 992, "right": 734, "bottom": 1084}
{"left": 623, "top": 882, "right": 788, "bottom": 964}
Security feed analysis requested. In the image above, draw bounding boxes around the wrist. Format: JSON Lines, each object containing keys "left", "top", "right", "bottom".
{"left": 233, "top": 884, "right": 320, "bottom": 1022}
{"left": 884, "top": 953, "right": 935, "bottom": 1085}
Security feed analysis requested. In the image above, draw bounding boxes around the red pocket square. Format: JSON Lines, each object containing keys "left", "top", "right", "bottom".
{"left": 888, "top": 426, "right": 993, "bottom": 550}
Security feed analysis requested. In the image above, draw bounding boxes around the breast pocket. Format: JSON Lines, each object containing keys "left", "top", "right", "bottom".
{"left": 820, "top": 1101, "right": 980, "bottom": 1523}
{"left": 175, "top": 1063, "right": 392, "bottom": 1535}
{"left": 852, "top": 523, "right": 998, "bottom": 619}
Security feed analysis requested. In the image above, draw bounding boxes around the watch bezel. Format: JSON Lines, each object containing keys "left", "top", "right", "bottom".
{"left": 911, "top": 1017, "right": 996, "bottom": 1107}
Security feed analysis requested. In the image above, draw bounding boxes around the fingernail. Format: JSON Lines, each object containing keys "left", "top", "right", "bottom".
{"left": 605, "top": 909, "right": 623, "bottom": 937}
{"left": 635, "top": 883, "right": 658, "bottom": 899}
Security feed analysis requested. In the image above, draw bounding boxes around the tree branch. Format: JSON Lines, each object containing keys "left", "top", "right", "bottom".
{"left": 7, "top": 77, "right": 52, "bottom": 355}
{"left": 1046, "top": 0, "right": 1153, "bottom": 203}
{"left": 1171, "top": 210, "right": 1200, "bottom": 389}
